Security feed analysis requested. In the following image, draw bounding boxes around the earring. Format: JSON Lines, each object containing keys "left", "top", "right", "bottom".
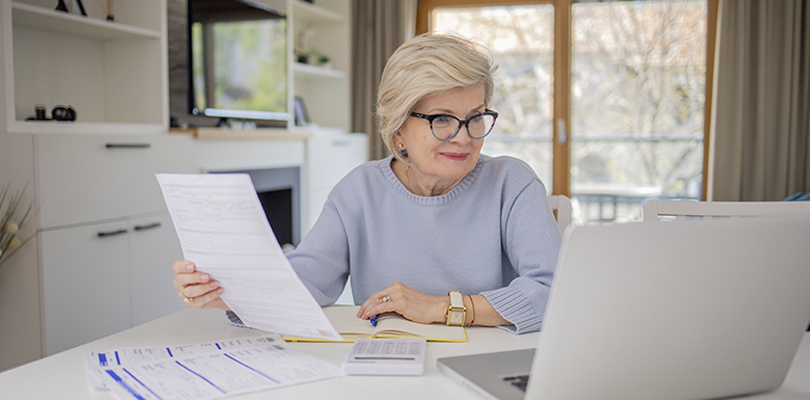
{"left": 396, "top": 142, "right": 408, "bottom": 158}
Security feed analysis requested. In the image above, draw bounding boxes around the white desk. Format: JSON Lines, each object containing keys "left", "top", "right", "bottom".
{"left": 2, "top": 307, "right": 810, "bottom": 400}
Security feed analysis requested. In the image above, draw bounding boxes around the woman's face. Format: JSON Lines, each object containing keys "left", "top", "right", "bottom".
{"left": 395, "top": 84, "right": 487, "bottom": 193}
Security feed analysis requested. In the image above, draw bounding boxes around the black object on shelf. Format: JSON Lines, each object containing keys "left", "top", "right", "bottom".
{"left": 52, "top": 105, "right": 76, "bottom": 121}
{"left": 55, "top": 0, "right": 87, "bottom": 16}
{"left": 75, "top": 0, "right": 87, "bottom": 16}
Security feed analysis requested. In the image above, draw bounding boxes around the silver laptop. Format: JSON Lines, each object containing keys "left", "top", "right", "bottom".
{"left": 438, "top": 216, "right": 810, "bottom": 400}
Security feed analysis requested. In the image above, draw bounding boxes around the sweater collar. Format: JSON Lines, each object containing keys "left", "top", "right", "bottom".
{"left": 378, "top": 154, "right": 488, "bottom": 205}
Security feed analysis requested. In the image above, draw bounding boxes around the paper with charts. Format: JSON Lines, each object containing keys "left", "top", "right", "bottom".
{"left": 156, "top": 173, "right": 341, "bottom": 341}
{"left": 87, "top": 334, "right": 343, "bottom": 400}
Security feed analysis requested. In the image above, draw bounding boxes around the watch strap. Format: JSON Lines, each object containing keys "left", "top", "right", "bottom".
{"left": 449, "top": 290, "right": 463, "bottom": 308}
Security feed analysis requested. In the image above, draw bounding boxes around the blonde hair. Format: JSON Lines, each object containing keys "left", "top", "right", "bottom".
{"left": 377, "top": 33, "right": 496, "bottom": 162}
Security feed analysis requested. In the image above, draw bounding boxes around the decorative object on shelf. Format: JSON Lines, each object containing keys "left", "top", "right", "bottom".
{"left": 294, "top": 96, "right": 310, "bottom": 126}
{"left": 54, "top": 0, "right": 87, "bottom": 16}
{"left": 35, "top": 105, "right": 46, "bottom": 120}
{"left": 294, "top": 28, "right": 331, "bottom": 68}
{"left": 73, "top": 0, "right": 87, "bottom": 16}
{"left": 295, "top": 28, "right": 315, "bottom": 63}
{"left": 107, "top": 0, "right": 114, "bottom": 21}
{"left": 26, "top": 105, "right": 51, "bottom": 121}
{"left": 0, "top": 184, "right": 36, "bottom": 269}
{"left": 52, "top": 105, "right": 77, "bottom": 121}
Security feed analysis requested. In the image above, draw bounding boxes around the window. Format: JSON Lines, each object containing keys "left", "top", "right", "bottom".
{"left": 420, "top": 0, "right": 717, "bottom": 224}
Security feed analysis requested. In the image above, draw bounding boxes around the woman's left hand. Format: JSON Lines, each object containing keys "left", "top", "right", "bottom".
{"left": 356, "top": 281, "right": 449, "bottom": 324}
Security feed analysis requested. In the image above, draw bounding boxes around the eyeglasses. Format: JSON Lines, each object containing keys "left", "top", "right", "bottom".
{"left": 409, "top": 109, "right": 498, "bottom": 141}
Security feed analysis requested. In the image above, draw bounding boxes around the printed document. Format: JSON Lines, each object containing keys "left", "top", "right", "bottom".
{"left": 156, "top": 173, "right": 341, "bottom": 341}
{"left": 88, "top": 335, "right": 343, "bottom": 400}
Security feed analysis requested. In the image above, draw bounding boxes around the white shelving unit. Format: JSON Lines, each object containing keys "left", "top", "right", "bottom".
{"left": 1, "top": 0, "right": 168, "bottom": 134}
{"left": 289, "top": 0, "right": 351, "bottom": 131}
{"left": 293, "top": 62, "right": 347, "bottom": 79}
{"left": 11, "top": 2, "right": 160, "bottom": 39}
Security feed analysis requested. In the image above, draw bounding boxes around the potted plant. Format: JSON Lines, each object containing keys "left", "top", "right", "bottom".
{"left": 0, "top": 184, "right": 36, "bottom": 268}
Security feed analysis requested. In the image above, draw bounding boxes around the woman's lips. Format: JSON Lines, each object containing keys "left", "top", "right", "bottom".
{"left": 441, "top": 152, "right": 468, "bottom": 161}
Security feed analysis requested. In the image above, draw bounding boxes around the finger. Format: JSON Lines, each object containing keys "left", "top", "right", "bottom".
{"left": 185, "top": 287, "right": 225, "bottom": 310}
{"left": 362, "top": 301, "right": 398, "bottom": 320}
{"left": 182, "top": 280, "right": 220, "bottom": 299}
{"left": 357, "top": 287, "right": 395, "bottom": 318}
{"left": 359, "top": 293, "right": 398, "bottom": 319}
{"left": 175, "top": 271, "right": 211, "bottom": 289}
{"left": 173, "top": 260, "right": 196, "bottom": 274}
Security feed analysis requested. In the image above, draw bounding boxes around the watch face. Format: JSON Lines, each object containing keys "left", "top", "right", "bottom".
{"left": 449, "top": 311, "right": 464, "bottom": 325}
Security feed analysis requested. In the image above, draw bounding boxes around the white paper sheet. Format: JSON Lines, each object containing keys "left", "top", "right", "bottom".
{"left": 88, "top": 335, "right": 344, "bottom": 400}
{"left": 156, "top": 173, "right": 341, "bottom": 341}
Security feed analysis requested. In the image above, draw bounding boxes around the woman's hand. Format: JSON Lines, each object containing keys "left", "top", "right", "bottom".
{"left": 356, "top": 281, "right": 449, "bottom": 324}
{"left": 172, "top": 260, "right": 230, "bottom": 311}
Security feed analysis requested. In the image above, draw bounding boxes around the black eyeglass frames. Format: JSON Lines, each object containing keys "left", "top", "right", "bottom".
{"left": 409, "top": 109, "right": 498, "bottom": 141}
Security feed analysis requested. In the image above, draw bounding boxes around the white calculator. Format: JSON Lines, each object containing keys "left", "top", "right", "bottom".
{"left": 342, "top": 338, "right": 427, "bottom": 376}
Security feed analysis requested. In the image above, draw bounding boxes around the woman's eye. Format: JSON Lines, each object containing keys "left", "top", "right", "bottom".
{"left": 433, "top": 115, "right": 454, "bottom": 125}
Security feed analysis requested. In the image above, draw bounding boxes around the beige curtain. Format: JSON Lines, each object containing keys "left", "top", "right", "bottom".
{"left": 351, "top": 0, "right": 416, "bottom": 161}
{"left": 710, "top": 0, "right": 810, "bottom": 201}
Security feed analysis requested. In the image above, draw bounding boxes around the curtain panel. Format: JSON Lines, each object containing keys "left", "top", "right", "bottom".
{"left": 711, "top": 0, "right": 810, "bottom": 201}
{"left": 351, "top": 0, "right": 416, "bottom": 161}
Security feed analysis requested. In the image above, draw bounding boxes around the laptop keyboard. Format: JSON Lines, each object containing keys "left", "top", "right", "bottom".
{"left": 502, "top": 374, "right": 530, "bottom": 392}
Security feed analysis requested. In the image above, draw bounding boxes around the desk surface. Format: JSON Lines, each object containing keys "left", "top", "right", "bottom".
{"left": 2, "top": 307, "right": 810, "bottom": 400}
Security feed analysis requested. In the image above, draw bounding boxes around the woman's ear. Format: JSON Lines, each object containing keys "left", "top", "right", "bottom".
{"left": 393, "top": 132, "right": 408, "bottom": 158}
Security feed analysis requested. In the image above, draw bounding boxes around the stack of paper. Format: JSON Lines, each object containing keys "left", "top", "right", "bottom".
{"left": 88, "top": 335, "right": 343, "bottom": 400}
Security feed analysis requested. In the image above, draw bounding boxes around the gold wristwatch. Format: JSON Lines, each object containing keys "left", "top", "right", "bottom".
{"left": 445, "top": 290, "right": 466, "bottom": 326}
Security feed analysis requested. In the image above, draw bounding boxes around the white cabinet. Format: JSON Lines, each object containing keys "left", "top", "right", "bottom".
{"left": 40, "top": 212, "right": 185, "bottom": 355}
{"left": 4, "top": 133, "right": 195, "bottom": 356}
{"left": 305, "top": 132, "right": 368, "bottom": 233}
{"left": 35, "top": 134, "right": 194, "bottom": 228}
{"left": 1, "top": 0, "right": 167, "bottom": 134}
{"left": 40, "top": 220, "right": 131, "bottom": 355}
{"left": 129, "top": 214, "right": 185, "bottom": 327}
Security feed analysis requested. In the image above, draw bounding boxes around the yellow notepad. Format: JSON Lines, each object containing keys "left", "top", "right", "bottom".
{"left": 282, "top": 305, "right": 468, "bottom": 343}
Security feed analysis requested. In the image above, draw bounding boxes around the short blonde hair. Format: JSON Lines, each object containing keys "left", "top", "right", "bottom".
{"left": 377, "top": 33, "right": 496, "bottom": 161}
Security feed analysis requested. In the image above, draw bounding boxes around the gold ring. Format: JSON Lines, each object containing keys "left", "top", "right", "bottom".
{"left": 379, "top": 295, "right": 392, "bottom": 303}
{"left": 183, "top": 297, "right": 192, "bottom": 304}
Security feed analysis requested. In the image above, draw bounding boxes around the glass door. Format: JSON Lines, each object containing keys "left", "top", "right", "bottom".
{"left": 432, "top": 4, "right": 556, "bottom": 191}
{"left": 421, "top": 0, "right": 715, "bottom": 224}
{"left": 570, "top": 1, "right": 708, "bottom": 223}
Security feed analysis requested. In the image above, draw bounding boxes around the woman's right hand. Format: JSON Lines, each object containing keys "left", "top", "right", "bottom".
{"left": 172, "top": 260, "right": 230, "bottom": 310}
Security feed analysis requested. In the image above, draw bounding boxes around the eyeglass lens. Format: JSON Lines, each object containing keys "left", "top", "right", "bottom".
{"left": 432, "top": 114, "right": 496, "bottom": 140}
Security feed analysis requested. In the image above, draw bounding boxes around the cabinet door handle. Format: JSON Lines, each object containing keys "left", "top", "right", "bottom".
{"left": 332, "top": 140, "right": 351, "bottom": 146}
{"left": 105, "top": 143, "right": 151, "bottom": 149}
{"left": 133, "top": 222, "right": 162, "bottom": 231}
{"left": 97, "top": 229, "right": 128, "bottom": 237}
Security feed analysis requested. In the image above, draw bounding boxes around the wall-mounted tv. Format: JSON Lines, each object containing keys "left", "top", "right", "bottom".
{"left": 188, "top": 0, "right": 288, "bottom": 123}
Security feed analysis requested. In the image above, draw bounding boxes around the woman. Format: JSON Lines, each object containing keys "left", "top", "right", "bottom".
{"left": 173, "top": 33, "right": 561, "bottom": 333}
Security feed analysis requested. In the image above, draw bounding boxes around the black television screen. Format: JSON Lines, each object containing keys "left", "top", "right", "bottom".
{"left": 188, "top": 0, "right": 288, "bottom": 122}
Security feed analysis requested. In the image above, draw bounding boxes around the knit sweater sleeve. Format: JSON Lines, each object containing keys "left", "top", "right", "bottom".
{"left": 481, "top": 178, "right": 560, "bottom": 334}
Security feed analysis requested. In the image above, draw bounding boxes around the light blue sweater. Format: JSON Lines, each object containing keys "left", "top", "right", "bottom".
{"left": 287, "top": 154, "right": 560, "bottom": 333}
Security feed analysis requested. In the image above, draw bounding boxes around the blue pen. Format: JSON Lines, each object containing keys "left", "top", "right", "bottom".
{"left": 370, "top": 315, "right": 377, "bottom": 327}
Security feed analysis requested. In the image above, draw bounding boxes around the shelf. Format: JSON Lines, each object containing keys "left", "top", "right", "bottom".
{"left": 175, "top": 127, "right": 312, "bottom": 141}
{"left": 293, "top": 63, "right": 346, "bottom": 79}
{"left": 292, "top": 1, "right": 343, "bottom": 23}
{"left": 11, "top": 2, "right": 161, "bottom": 40}
{"left": 11, "top": 121, "right": 166, "bottom": 135}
